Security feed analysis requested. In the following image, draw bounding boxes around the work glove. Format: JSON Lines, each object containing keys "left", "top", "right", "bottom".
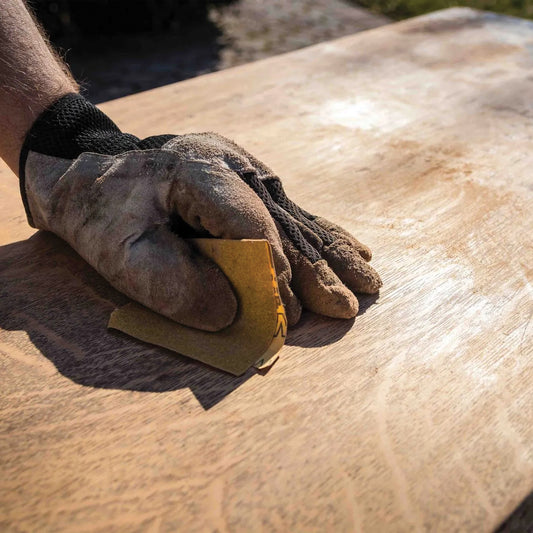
{"left": 19, "top": 93, "right": 381, "bottom": 331}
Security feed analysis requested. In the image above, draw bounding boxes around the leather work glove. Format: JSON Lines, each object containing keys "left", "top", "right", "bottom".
{"left": 19, "top": 93, "right": 382, "bottom": 331}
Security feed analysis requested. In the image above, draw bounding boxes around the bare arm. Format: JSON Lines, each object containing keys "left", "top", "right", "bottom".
{"left": 0, "top": 0, "right": 78, "bottom": 174}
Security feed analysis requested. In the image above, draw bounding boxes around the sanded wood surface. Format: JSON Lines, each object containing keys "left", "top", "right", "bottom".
{"left": 1, "top": 8, "right": 532, "bottom": 532}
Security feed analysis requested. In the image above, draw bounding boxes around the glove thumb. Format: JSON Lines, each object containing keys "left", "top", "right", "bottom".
{"left": 114, "top": 225, "right": 237, "bottom": 331}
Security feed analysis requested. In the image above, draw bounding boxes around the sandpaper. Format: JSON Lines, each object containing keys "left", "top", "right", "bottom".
{"left": 108, "top": 239, "right": 287, "bottom": 375}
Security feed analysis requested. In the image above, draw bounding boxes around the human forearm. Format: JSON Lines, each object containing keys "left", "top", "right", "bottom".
{"left": 0, "top": 0, "right": 78, "bottom": 174}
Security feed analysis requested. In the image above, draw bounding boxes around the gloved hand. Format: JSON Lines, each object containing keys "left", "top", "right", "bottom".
{"left": 19, "top": 93, "right": 381, "bottom": 331}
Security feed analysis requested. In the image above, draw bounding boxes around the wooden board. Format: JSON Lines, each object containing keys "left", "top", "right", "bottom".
{"left": 1, "top": 8, "right": 532, "bottom": 532}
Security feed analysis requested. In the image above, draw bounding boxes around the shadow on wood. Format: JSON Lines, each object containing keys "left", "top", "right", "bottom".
{"left": 285, "top": 294, "right": 378, "bottom": 348}
{"left": 285, "top": 312, "right": 355, "bottom": 348}
{"left": 0, "top": 232, "right": 255, "bottom": 409}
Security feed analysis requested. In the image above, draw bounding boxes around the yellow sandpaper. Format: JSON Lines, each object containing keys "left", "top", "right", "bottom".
{"left": 108, "top": 239, "right": 287, "bottom": 375}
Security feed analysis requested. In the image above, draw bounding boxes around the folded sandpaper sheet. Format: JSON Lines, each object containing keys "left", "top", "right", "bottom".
{"left": 108, "top": 239, "right": 287, "bottom": 375}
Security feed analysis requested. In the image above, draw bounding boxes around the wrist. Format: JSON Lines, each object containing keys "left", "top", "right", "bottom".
{"left": 0, "top": 83, "right": 77, "bottom": 175}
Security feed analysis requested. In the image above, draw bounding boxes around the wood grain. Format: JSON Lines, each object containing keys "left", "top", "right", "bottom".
{"left": 1, "top": 8, "right": 532, "bottom": 532}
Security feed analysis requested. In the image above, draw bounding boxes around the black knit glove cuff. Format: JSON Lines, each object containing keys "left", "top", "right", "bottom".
{"left": 19, "top": 92, "right": 174, "bottom": 225}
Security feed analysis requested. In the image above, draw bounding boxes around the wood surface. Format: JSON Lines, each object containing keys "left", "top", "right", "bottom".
{"left": 1, "top": 8, "right": 532, "bottom": 532}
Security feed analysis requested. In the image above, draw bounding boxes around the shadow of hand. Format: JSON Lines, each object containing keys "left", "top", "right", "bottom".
{"left": 0, "top": 232, "right": 252, "bottom": 409}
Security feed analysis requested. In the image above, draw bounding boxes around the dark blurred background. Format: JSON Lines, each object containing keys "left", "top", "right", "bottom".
{"left": 27, "top": 0, "right": 389, "bottom": 102}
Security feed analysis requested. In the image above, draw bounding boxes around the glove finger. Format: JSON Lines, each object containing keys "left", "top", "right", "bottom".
{"left": 259, "top": 177, "right": 376, "bottom": 267}
{"left": 280, "top": 233, "right": 359, "bottom": 319}
{"left": 299, "top": 218, "right": 381, "bottom": 294}
{"left": 321, "top": 241, "right": 382, "bottom": 294}
{"left": 253, "top": 178, "right": 381, "bottom": 293}
{"left": 167, "top": 159, "right": 301, "bottom": 324}
{"left": 237, "top": 170, "right": 323, "bottom": 262}
{"left": 312, "top": 216, "right": 372, "bottom": 261}
{"left": 115, "top": 224, "right": 237, "bottom": 332}
{"left": 283, "top": 212, "right": 381, "bottom": 295}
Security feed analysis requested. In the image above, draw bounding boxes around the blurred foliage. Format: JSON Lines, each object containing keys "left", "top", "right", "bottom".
{"left": 353, "top": 0, "right": 533, "bottom": 20}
